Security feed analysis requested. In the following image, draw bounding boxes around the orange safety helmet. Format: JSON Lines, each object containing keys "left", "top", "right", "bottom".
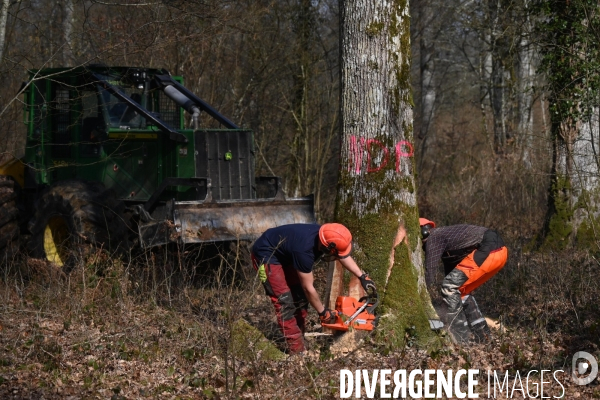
{"left": 419, "top": 218, "right": 436, "bottom": 228}
{"left": 319, "top": 223, "right": 353, "bottom": 258}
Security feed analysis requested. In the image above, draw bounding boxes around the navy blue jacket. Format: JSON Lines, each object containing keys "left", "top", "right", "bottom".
{"left": 252, "top": 224, "right": 323, "bottom": 273}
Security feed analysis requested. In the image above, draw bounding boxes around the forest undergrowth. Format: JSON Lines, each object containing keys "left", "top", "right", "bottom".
{"left": 0, "top": 237, "right": 599, "bottom": 399}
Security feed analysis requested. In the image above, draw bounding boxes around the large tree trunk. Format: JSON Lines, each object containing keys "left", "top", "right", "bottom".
{"left": 545, "top": 120, "right": 579, "bottom": 247}
{"left": 545, "top": 111, "right": 600, "bottom": 247}
{"left": 570, "top": 112, "right": 600, "bottom": 230}
{"left": 337, "top": 0, "right": 438, "bottom": 347}
{"left": 539, "top": 0, "right": 600, "bottom": 248}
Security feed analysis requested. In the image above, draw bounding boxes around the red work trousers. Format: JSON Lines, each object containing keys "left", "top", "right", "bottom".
{"left": 251, "top": 255, "right": 308, "bottom": 354}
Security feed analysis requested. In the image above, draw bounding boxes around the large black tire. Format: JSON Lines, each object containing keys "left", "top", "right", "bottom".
{"left": 0, "top": 176, "right": 20, "bottom": 264}
{"left": 28, "top": 180, "right": 127, "bottom": 269}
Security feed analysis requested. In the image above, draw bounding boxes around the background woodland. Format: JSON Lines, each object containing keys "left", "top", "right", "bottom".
{"left": 1, "top": 0, "right": 597, "bottom": 247}
{"left": 0, "top": 0, "right": 596, "bottom": 243}
{"left": 0, "top": 0, "right": 599, "bottom": 398}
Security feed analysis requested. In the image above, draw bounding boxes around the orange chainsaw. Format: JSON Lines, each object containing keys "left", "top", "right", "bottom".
{"left": 321, "top": 291, "right": 379, "bottom": 331}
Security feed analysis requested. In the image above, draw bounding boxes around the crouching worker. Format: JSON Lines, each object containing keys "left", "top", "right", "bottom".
{"left": 419, "top": 218, "right": 507, "bottom": 344}
{"left": 251, "top": 223, "right": 376, "bottom": 354}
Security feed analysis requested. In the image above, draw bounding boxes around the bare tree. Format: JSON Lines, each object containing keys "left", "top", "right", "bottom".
{"left": 0, "top": 0, "right": 9, "bottom": 62}
{"left": 62, "top": 0, "right": 74, "bottom": 65}
{"left": 415, "top": 1, "right": 437, "bottom": 142}
{"left": 516, "top": 0, "right": 535, "bottom": 164}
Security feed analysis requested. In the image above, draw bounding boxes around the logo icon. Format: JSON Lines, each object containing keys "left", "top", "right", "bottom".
{"left": 572, "top": 351, "right": 598, "bottom": 385}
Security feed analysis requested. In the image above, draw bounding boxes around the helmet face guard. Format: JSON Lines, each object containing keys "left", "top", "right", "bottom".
{"left": 419, "top": 218, "right": 436, "bottom": 240}
{"left": 319, "top": 223, "right": 352, "bottom": 259}
{"left": 321, "top": 241, "right": 352, "bottom": 262}
{"left": 421, "top": 224, "right": 432, "bottom": 240}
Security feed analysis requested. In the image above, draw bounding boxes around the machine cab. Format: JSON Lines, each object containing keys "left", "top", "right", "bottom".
{"left": 23, "top": 66, "right": 187, "bottom": 200}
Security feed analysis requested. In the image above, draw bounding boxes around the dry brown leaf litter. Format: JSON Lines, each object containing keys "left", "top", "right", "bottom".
{"left": 0, "top": 251, "right": 598, "bottom": 399}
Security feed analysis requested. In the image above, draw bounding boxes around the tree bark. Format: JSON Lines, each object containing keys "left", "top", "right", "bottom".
{"left": 0, "top": 0, "right": 10, "bottom": 62}
{"left": 517, "top": 1, "right": 535, "bottom": 165}
{"left": 417, "top": 1, "right": 436, "bottom": 142}
{"left": 488, "top": 0, "right": 508, "bottom": 153}
{"left": 337, "top": 0, "right": 438, "bottom": 347}
{"left": 480, "top": 29, "right": 492, "bottom": 140}
{"left": 546, "top": 112, "right": 600, "bottom": 245}
{"left": 415, "top": 0, "right": 437, "bottom": 172}
{"left": 571, "top": 113, "right": 600, "bottom": 227}
{"left": 539, "top": 0, "right": 600, "bottom": 248}
{"left": 491, "top": 53, "right": 507, "bottom": 151}
{"left": 62, "top": 0, "right": 74, "bottom": 65}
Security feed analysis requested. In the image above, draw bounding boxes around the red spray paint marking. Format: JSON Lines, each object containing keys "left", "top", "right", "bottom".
{"left": 366, "top": 139, "right": 389, "bottom": 173}
{"left": 349, "top": 135, "right": 366, "bottom": 174}
{"left": 395, "top": 141, "right": 414, "bottom": 172}
{"left": 348, "top": 136, "right": 414, "bottom": 174}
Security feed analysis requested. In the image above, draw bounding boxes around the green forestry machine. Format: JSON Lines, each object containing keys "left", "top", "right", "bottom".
{"left": 0, "top": 66, "right": 315, "bottom": 266}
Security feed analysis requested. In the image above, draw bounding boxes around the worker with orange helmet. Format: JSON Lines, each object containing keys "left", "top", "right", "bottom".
{"left": 251, "top": 223, "right": 375, "bottom": 354}
{"left": 419, "top": 218, "right": 507, "bottom": 344}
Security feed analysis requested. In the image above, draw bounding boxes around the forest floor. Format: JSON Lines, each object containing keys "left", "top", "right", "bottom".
{"left": 0, "top": 246, "right": 599, "bottom": 399}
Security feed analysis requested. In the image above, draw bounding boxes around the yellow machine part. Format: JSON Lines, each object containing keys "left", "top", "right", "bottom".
{"left": 43, "top": 216, "right": 70, "bottom": 267}
{"left": 0, "top": 156, "right": 25, "bottom": 188}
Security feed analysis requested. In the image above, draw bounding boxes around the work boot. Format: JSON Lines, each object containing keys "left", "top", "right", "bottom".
{"left": 445, "top": 309, "right": 471, "bottom": 344}
{"left": 440, "top": 269, "right": 471, "bottom": 344}
{"left": 462, "top": 295, "right": 491, "bottom": 343}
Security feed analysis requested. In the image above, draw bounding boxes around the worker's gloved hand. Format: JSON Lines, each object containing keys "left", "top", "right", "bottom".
{"left": 319, "top": 308, "right": 338, "bottom": 324}
{"left": 359, "top": 273, "right": 376, "bottom": 294}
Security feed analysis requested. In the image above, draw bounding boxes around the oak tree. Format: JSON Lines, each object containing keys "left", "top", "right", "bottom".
{"left": 336, "top": 0, "right": 439, "bottom": 346}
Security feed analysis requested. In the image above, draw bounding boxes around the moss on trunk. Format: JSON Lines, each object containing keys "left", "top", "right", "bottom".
{"left": 338, "top": 0, "right": 438, "bottom": 348}
{"left": 377, "top": 241, "right": 436, "bottom": 349}
{"left": 336, "top": 171, "right": 438, "bottom": 347}
{"left": 336, "top": 204, "right": 437, "bottom": 348}
{"left": 544, "top": 175, "right": 573, "bottom": 250}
